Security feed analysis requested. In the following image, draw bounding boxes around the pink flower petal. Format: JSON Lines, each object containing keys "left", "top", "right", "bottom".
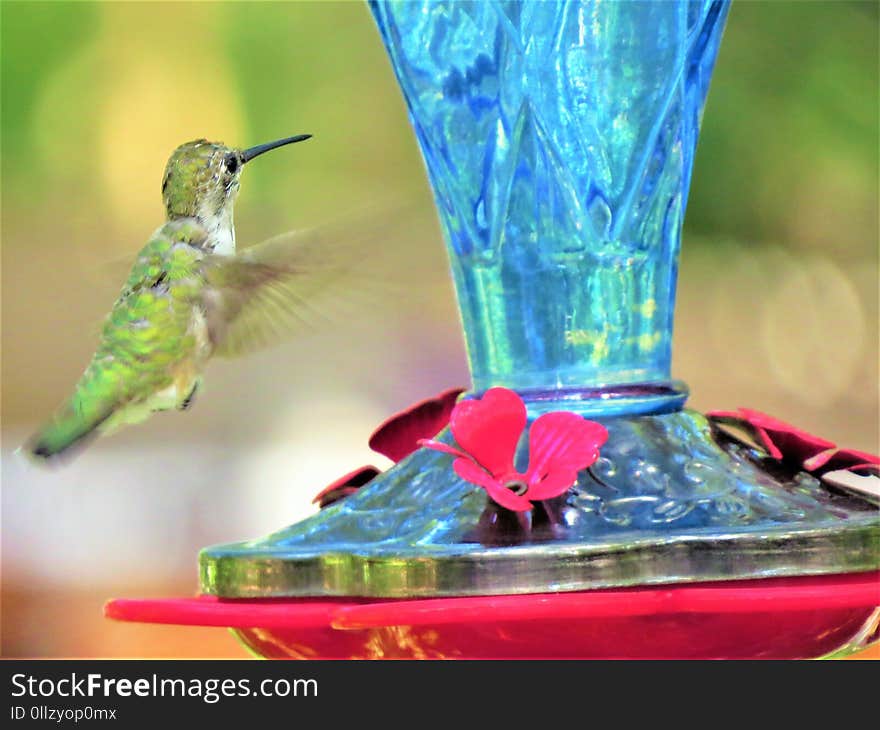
{"left": 748, "top": 418, "right": 835, "bottom": 464}
{"left": 802, "top": 449, "right": 838, "bottom": 472}
{"left": 368, "top": 388, "right": 464, "bottom": 462}
{"left": 312, "top": 465, "right": 381, "bottom": 508}
{"left": 708, "top": 409, "right": 783, "bottom": 459}
{"left": 526, "top": 468, "right": 579, "bottom": 501}
{"left": 525, "top": 412, "right": 608, "bottom": 484}
{"left": 450, "top": 388, "right": 526, "bottom": 476}
{"left": 708, "top": 408, "right": 835, "bottom": 463}
{"left": 708, "top": 408, "right": 879, "bottom": 477}
{"left": 812, "top": 447, "right": 880, "bottom": 475}
{"left": 453, "top": 458, "right": 533, "bottom": 512}
{"left": 418, "top": 439, "right": 471, "bottom": 461}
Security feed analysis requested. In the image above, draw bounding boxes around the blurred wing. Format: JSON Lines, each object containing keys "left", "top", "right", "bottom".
{"left": 201, "top": 206, "right": 425, "bottom": 358}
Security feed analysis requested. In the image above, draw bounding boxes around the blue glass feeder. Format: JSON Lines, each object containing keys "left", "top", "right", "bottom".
{"left": 197, "top": 0, "right": 879, "bottom": 618}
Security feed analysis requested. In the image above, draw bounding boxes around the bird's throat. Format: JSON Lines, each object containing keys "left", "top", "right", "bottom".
{"left": 200, "top": 207, "right": 236, "bottom": 256}
{"left": 209, "top": 223, "right": 235, "bottom": 256}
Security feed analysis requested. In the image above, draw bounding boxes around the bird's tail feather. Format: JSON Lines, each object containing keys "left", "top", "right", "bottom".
{"left": 24, "top": 397, "right": 114, "bottom": 462}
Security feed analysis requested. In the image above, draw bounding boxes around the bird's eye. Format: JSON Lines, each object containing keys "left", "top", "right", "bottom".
{"left": 224, "top": 154, "right": 239, "bottom": 174}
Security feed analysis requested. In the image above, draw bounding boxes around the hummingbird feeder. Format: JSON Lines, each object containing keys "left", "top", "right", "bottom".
{"left": 106, "top": 0, "right": 880, "bottom": 659}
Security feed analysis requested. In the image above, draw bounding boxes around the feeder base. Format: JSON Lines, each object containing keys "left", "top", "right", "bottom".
{"left": 200, "top": 409, "right": 879, "bottom": 599}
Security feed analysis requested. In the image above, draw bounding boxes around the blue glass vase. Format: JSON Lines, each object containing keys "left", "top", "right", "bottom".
{"left": 200, "top": 0, "right": 879, "bottom": 599}
{"left": 371, "top": 0, "right": 722, "bottom": 414}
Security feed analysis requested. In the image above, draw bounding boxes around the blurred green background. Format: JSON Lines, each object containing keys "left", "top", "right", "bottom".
{"left": 1, "top": 1, "right": 877, "bottom": 658}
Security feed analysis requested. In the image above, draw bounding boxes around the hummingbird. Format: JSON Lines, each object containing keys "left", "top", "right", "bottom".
{"left": 24, "top": 134, "right": 328, "bottom": 462}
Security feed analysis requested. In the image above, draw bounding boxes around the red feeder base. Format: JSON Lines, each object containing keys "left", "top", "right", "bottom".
{"left": 105, "top": 572, "right": 880, "bottom": 659}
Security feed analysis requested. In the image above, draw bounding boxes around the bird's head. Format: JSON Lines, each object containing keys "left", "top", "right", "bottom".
{"left": 161, "top": 135, "right": 311, "bottom": 231}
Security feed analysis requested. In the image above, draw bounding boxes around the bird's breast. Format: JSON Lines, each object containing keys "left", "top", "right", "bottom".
{"left": 190, "top": 306, "right": 212, "bottom": 363}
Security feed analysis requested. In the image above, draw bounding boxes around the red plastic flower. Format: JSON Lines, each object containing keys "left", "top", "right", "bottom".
{"left": 707, "top": 407, "right": 879, "bottom": 475}
{"left": 420, "top": 388, "right": 608, "bottom": 512}
{"left": 312, "top": 387, "right": 464, "bottom": 508}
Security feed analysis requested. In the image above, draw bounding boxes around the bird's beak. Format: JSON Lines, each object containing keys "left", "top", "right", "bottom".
{"left": 241, "top": 134, "right": 312, "bottom": 163}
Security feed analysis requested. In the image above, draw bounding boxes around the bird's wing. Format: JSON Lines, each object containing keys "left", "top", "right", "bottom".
{"left": 199, "top": 207, "right": 423, "bottom": 358}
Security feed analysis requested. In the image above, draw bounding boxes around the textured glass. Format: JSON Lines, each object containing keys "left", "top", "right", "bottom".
{"left": 370, "top": 0, "right": 729, "bottom": 400}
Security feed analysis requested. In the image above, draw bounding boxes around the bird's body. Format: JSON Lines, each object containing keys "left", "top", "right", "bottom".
{"left": 42, "top": 221, "right": 212, "bottom": 456}
{"left": 26, "top": 135, "right": 314, "bottom": 461}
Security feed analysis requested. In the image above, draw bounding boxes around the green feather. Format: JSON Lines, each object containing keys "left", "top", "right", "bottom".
{"left": 26, "top": 221, "right": 206, "bottom": 460}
